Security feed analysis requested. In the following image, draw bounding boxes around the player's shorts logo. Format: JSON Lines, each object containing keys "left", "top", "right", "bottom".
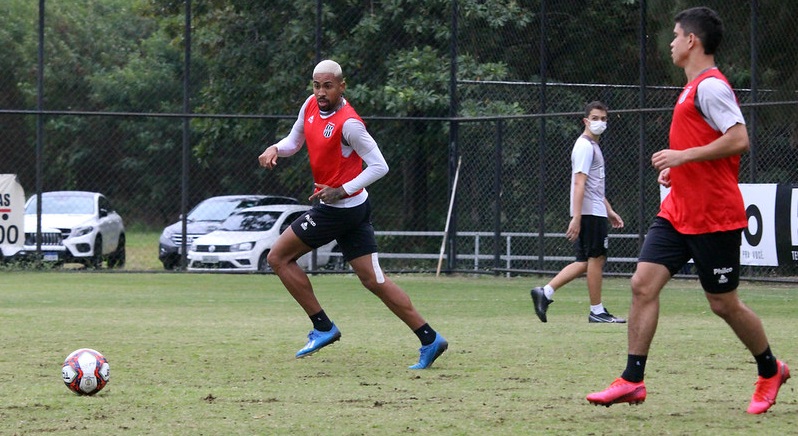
{"left": 713, "top": 266, "right": 732, "bottom": 284}
{"left": 304, "top": 213, "right": 316, "bottom": 227}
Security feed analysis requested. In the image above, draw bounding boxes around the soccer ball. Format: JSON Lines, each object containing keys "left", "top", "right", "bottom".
{"left": 61, "top": 348, "right": 110, "bottom": 395}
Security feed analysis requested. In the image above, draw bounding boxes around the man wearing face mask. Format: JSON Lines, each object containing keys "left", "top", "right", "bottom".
{"left": 530, "top": 101, "right": 625, "bottom": 323}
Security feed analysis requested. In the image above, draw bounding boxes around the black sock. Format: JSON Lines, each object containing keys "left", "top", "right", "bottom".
{"left": 754, "top": 346, "right": 778, "bottom": 378}
{"left": 309, "top": 310, "right": 333, "bottom": 332}
{"left": 414, "top": 323, "right": 437, "bottom": 346}
{"left": 621, "top": 354, "right": 647, "bottom": 383}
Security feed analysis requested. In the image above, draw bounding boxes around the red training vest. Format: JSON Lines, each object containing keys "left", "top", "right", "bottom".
{"left": 303, "top": 98, "right": 365, "bottom": 197}
{"left": 658, "top": 68, "right": 747, "bottom": 234}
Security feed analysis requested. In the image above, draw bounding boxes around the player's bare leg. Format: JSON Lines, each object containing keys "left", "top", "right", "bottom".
{"left": 349, "top": 253, "right": 426, "bottom": 330}
{"left": 267, "top": 227, "right": 320, "bottom": 315}
{"left": 547, "top": 261, "right": 587, "bottom": 290}
{"left": 530, "top": 261, "right": 586, "bottom": 322}
{"left": 349, "top": 253, "right": 448, "bottom": 369}
{"left": 705, "top": 289, "right": 790, "bottom": 414}
{"left": 267, "top": 228, "right": 341, "bottom": 358}
{"left": 586, "top": 256, "right": 606, "bottom": 306}
{"left": 586, "top": 262, "right": 669, "bottom": 406}
{"left": 705, "top": 290, "right": 768, "bottom": 355}
{"left": 586, "top": 256, "right": 624, "bottom": 323}
{"left": 626, "top": 262, "right": 670, "bottom": 354}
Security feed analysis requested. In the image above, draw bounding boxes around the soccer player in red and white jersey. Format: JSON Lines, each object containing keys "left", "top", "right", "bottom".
{"left": 586, "top": 7, "right": 789, "bottom": 413}
{"left": 258, "top": 60, "right": 447, "bottom": 369}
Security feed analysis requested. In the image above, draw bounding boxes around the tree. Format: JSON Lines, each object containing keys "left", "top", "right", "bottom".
{"left": 139, "top": 0, "right": 538, "bottom": 230}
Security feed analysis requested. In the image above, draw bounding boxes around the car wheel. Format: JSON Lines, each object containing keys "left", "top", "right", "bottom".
{"left": 160, "top": 252, "right": 181, "bottom": 270}
{"left": 257, "top": 251, "right": 272, "bottom": 272}
{"left": 108, "top": 234, "right": 126, "bottom": 269}
{"left": 162, "top": 257, "right": 179, "bottom": 270}
{"left": 86, "top": 236, "right": 103, "bottom": 269}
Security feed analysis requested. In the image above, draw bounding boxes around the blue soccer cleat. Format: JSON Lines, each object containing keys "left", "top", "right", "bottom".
{"left": 409, "top": 333, "right": 448, "bottom": 369}
{"left": 296, "top": 324, "right": 341, "bottom": 358}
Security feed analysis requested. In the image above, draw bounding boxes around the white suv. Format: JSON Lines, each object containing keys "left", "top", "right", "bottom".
{"left": 18, "top": 191, "right": 126, "bottom": 268}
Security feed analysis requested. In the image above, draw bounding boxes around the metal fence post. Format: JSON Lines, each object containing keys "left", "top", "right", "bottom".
{"left": 446, "top": 0, "right": 459, "bottom": 273}
{"left": 493, "top": 119, "right": 503, "bottom": 274}
{"left": 537, "top": 0, "right": 548, "bottom": 270}
{"left": 637, "top": 0, "right": 648, "bottom": 251}
{"left": 179, "top": 0, "right": 192, "bottom": 270}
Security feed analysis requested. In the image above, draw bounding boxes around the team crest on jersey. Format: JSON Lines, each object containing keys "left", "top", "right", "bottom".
{"left": 678, "top": 85, "right": 693, "bottom": 104}
{"left": 323, "top": 122, "right": 335, "bottom": 138}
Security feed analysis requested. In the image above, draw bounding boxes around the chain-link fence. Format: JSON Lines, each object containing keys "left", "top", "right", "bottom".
{"left": 1, "top": 1, "right": 796, "bottom": 277}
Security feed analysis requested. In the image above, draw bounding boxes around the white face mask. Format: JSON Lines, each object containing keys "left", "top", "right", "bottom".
{"left": 588, "top": 120, "right": 607, "bottom": 135}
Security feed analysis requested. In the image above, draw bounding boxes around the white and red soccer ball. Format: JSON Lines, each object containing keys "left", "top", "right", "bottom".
{"left": 61, "top": 348, "right": 110, "bottom": 395}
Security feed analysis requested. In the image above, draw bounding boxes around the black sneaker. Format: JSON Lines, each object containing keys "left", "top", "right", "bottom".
{"left": 588, "top": 310, "right": 626, "bottom": 323}
{"left": 530, "top": 287, "right": 552, "bottom": 323}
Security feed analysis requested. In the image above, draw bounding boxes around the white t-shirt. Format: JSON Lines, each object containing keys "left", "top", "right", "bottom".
{"left": 570, "top": 135, "right": 607, "bottom": 217}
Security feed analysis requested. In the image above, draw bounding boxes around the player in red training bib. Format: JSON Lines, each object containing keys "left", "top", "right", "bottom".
{"left": 259, "top": 60, "right": 447, "bottom": 370}
{"left": 586, "top": 7, "right": 789, "bottom": 414}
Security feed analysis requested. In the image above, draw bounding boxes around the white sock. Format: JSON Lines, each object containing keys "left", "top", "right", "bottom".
{"left": 543, "top": 285, "right": 555, "bottom": 300}
{"left": 590, "top": 303, "right": 605, "bottom": 315}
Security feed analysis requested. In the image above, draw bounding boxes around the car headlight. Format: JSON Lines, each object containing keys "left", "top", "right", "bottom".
{"left": 190, "top": 242, "right": 197, "bottom": 251}
{"left": 230, "top": 242, "right": 254, "bottom": 252}
{"left": 71, "top": 226, "right": 94, "bottom": 237}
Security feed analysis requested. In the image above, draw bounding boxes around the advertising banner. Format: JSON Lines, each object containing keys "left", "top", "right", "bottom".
{"left": 775, "top": 185, "right": 798, "bottom": 268}
{"left": 0, "top": 174, "right": 26, "bottom": 258}
{"left": 739, "top": 184, "right": 778, "bottom": 266}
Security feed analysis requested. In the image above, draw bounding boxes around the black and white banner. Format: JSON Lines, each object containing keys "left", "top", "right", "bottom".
{"left": 739, "top": 184, "right": 778, "bottom": 266}
{"left": 0, "top": 174, "right": 26, "bottom": 258}
{"left": 775, "top": 184, "right": 798, "bottom": 267}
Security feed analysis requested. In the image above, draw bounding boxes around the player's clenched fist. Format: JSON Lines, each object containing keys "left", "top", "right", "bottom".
{"left": 259, "top": 145, "right": 278, "bottom": 169}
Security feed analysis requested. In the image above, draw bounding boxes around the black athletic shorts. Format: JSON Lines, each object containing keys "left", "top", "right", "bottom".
{"left": 290, "top": 199, "right": 378, "bottom": 262}
{"left": 573, "top": 215, "right": 609, "bottom": 261}
{"left": 638, "top": 217, "right": 742, "bottom": 294}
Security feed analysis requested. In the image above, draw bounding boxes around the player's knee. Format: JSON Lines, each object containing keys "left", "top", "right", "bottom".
{"left": 706, "top": 295, "right": 738, "bottom": 319}
{"left": 357, "top": 273, "right": 378, "bottom": 290}
{"left": 630, "top": 273, "right": 655, "bottom": 300}
{"left": 266, "top": 249, "right": 286, "bottom": 269}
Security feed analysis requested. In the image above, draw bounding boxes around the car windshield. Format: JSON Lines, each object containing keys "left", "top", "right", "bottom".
{"left": 187, "top": 198, "right": 263, "bottom": 222}
{"left": 219, "top": 211, "right": 281, "bottom": 231}
{"left": 25, "top": 195, "right": 95, "bottom": 215}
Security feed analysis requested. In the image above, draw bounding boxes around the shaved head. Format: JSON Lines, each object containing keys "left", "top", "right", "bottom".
{"left": 313, "top": 60, "right": 343, "bottom": 79}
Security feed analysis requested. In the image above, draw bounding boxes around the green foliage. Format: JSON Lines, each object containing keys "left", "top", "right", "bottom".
{"left": 2, "top": 0, "right": 796, "bottom": 230}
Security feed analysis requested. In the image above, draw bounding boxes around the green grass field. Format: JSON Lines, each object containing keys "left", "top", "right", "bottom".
{"left": 121, "top": 229, "right": 163, "bottom": 271}
{"left": 1, "top": 272, "right": 795, "bottom": 435}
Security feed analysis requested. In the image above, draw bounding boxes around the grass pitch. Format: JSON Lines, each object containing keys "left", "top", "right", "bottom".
{"left": 1, "top": 272, "right": 795, "bottom": 435}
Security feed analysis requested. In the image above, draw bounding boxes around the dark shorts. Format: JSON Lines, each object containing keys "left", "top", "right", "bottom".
{"left": 573, "top": 215, "right": 609, "bottom": 262}
{"left": 290, "top": 199, "right": 378, "bottom": 262}
{"left": 639, "top": 217, "right": 742, "bottom": 294}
